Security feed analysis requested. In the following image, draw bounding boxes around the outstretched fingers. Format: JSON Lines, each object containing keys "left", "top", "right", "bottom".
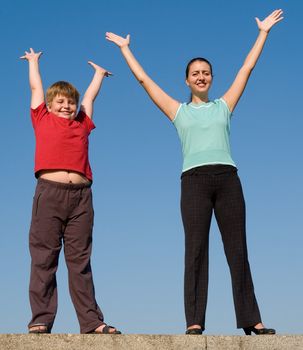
{"left": 271, "top": 9, "right": 284, "bottom": 19}
{"left": 20, "top": 47, "right": 42, "bottom": 60}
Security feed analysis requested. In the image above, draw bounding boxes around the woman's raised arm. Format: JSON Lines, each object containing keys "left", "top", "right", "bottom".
{"left": 222, "top": 9, "right": 283, "bottom": 112}
{"left": 106, "top": 32, "right": 180, "bottom": 121}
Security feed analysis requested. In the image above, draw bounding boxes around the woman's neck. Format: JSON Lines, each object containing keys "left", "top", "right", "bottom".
{"left": 191, "top": 94, "right": 209, "bottom": 104}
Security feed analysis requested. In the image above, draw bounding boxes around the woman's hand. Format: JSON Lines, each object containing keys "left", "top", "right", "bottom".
{"left": 105, "top": 32, "right": 130, "bottom": 48}
{"left": 255, "top": 9, "right": 283, "bottom": 33}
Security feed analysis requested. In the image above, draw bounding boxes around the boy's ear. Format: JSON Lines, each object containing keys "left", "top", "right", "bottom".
{"left": 46, "top": 103, "right": 52, "bottom": 112}
{"left": 185, "top": 79, "right": 190, "bottom": 87}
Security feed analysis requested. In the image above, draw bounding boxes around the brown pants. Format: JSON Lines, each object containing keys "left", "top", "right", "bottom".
{"left": 28, "top": 178, "right": 104, "bottom": 333}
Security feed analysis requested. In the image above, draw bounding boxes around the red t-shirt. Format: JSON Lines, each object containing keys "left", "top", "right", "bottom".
{"left": 31, "top": 103, "right": 95, "bottom": 181}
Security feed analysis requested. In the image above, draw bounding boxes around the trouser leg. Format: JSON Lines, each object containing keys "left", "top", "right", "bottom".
{"left": 214, "top": 172, "right": 261, "bottom": 328}
{"left": 28, "top": 181, "right": 63, "bottom": 330}
{"left": 63, "top": 186, "right": 104, "bottom": 334}
{"left": 181, "top": 173, "right": 213, "bottom": 329}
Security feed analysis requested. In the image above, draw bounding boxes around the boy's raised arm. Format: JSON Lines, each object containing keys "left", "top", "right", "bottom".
{"left": 80, "top": 61, "right": 112, "bottom": 119}
{"left": 20, "top": 48, "right": 44, "bottom": 109}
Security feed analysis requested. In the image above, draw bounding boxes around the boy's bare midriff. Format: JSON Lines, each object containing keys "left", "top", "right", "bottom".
{"left": 39, "top": 170, "right": 91, "bottom": 184}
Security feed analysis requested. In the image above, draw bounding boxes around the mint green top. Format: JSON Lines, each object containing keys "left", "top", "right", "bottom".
{"left": 173, "top": 98, "right": 236, "bottom": 172}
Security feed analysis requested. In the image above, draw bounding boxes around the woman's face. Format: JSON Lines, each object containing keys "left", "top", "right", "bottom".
{"left": 186, "top": 60, "right": 213, "bottom": 96}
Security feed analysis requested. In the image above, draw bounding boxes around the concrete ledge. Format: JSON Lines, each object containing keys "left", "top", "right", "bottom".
{"left": 1, "top": 334, "right": 303, "bottom": 350}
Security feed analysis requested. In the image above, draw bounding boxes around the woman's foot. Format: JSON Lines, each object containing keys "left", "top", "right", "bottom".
{"left": 28, "top": 325, "right": 50, "bottom": 334}
{"left": 185, "top": 324, "right": 203, "bottom": 335}
{"left": 243, "top": 322, "right": 275, "bottom": 335}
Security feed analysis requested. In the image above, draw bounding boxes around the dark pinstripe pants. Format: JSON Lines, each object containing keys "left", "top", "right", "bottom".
{"left": 181, "top": 165, "right": 261, "bottom": 329}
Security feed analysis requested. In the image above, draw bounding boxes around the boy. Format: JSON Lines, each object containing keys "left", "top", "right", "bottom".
{"left": 21, "top": 48, "right": 120, "bottom": 334}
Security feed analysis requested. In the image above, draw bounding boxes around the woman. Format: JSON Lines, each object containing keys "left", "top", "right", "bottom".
{"left": 106, "top": 9, "right": 283, "bottom": 335}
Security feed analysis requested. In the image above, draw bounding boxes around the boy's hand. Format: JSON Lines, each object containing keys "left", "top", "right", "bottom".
{"left": 20, "top": 47, "right": 43, "bottom": 61}
{"left": 255, "top": 9, "right": 283, "bottom": 33}
{"left": 105, "top": 32, "right": 130, "bottom": 48}
{"left": 88, "top": 61, "right": 112, "bottom": 77}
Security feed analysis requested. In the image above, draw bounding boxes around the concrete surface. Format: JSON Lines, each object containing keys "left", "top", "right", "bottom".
{"left": 1, "top": 334, "right": 303, "bottom": 350}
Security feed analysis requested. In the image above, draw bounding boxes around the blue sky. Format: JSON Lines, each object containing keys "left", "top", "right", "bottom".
{"left": 0, "top": 0, "right": 302, "bottom": 335}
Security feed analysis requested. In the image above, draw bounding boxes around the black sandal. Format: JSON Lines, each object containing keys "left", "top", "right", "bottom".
{"left": 185, "top": 328, "right": 203, "bottom": 335}
{"left": 89, "top": 324, "right": 121, "bottom": 334}
{"left": 243, "top": 326, "right": 275, "bottom": 335}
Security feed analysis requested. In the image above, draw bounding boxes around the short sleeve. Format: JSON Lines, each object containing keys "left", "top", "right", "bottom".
{"left": 219, "top": 98, "right": 232, "bottom": 118}
{"left": 30, "top": 102, "right": 49, "bottom": 128}
{"left": 77, "top": 110, "right": 96, "bottom": 133}
{"left": 172, "top": 103, "right": 184, "bottom": 123}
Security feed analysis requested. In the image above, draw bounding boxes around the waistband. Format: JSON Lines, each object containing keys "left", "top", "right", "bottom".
{"left": 181, "top": 164, "right": 237, "bottom": 178}
{"left": 37, "top": 177, "right": 92, "bottom": 190}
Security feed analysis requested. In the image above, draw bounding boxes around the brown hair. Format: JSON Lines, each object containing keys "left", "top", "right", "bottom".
{"left": 46, "top": 81, "right": 80, "bottom": 106}
{"left": 185, "top": 57, "right": 213, "bottom": 78}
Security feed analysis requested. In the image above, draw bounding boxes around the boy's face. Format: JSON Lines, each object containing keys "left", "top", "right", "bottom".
{"left": 47, "top": 94, "right": 77, "bottom": 120}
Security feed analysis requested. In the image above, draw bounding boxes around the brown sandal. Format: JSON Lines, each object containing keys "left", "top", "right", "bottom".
{"left": 28, "top": 325, "right": 50, "bottom": 334}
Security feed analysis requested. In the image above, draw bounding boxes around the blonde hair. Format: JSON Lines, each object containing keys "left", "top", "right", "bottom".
{"left": 46, "top": 81, "right": 80, "bottom": 106}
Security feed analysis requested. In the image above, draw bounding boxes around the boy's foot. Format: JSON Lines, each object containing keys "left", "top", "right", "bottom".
{"left": 28, "top": 325, "right": 50, "bottom": 334}
{"left": 90, "top": 324, "right": 121, "bottom": 334}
